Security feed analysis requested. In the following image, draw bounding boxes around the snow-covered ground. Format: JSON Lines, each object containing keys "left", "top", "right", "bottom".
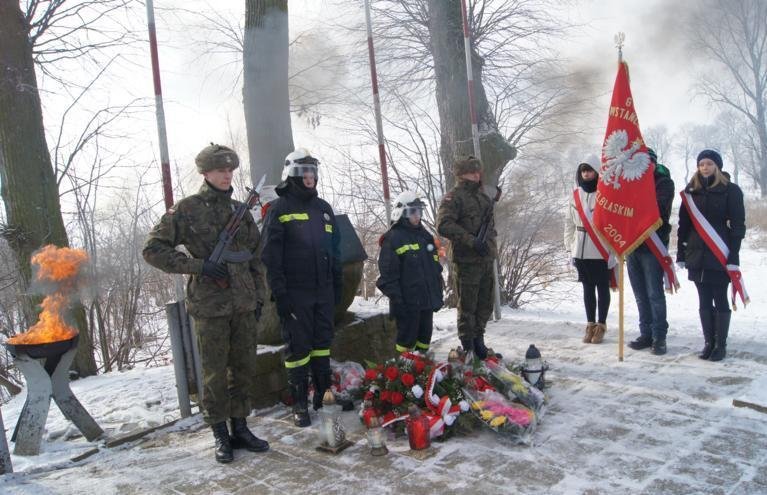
{"left": 1, "top": 239, "right": 766, "bottom": 494}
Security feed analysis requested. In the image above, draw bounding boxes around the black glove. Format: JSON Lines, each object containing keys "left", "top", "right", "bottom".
{"left": 274, "top": 294, "right": 293, "bottom": 320}
{"left": 253, "top": 301, "right": 263, "bottom": 322}
{"left": 473, "top": 238, "right": 489, "bottom": 257}
{"left": 201, "top": 260, "right": 228, "bottom": 280}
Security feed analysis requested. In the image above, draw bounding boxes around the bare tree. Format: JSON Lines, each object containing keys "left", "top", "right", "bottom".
{"left": 643, "top": 125, "right": 672, "bottom": 163}
{"left": 689, "top": 0, "right": 767, "bottom": 196}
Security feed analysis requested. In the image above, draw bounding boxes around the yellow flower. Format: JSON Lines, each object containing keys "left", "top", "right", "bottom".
{"left": 471, "top": 401, "right": 485, "bottom": 410}
{"left": 490, "top": 416, "right": 506, "bottom": 427}
{"left": 480, "top": 410, "right": 495, "bottom": 421}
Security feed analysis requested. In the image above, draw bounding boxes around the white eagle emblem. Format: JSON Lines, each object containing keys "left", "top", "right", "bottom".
{"left": 601, "top": 129, "right": 651, "bottom": 189}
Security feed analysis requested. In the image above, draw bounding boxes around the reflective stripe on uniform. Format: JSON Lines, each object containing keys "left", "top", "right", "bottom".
{"left": 415, "top": 341, "right": 430, "bottom": 350}
{"left": 310, "top": 348, "right": 330, "bottom": 358}
{"left": 278, "top": 213, "right": 309, "bottom": 223}
{"left": 395, "top": 343, "right": 412, "bottom": 353}
{"left": 433, "top": 255, "right": 439, "bottom": 262}
{"left": 395, "top": 243, "right": 420, "bottom": 255}
{"left": 285, "top": 354, "right": 311, "bottom": 368}
{"left": 325, "top": 224, "right": 333, "bottom": 233}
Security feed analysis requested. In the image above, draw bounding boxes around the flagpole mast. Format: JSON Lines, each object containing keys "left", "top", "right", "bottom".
{"left": 615, "top": 32, "right": 626, "bottom": 362}
{"left": 461, "top": 0, "right": 503, "bottom": 321}
{"left": 364, "top": 0, "right": 392, "bottom": 224}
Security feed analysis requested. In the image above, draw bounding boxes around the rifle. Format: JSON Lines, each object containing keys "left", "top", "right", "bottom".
{"left": 476, "top": 185, "right": 502, "bottom": 244}
{"left": 207, "top": 175, "right": 266, "bottom": 288}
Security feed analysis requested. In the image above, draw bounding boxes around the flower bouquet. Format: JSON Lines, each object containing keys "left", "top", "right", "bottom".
{"left": 330, "top": 359, "right": 365, "bottom": 403}
{"left": 462, "top": 388, "right": 537, "bottom": 444}
{"left": 481, "top": 356, "right": 545, "bottom": 415}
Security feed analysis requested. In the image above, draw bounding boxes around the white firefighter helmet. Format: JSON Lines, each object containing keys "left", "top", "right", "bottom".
{"left": 282, "top": 148, "right": 320, "bottom": 181}
{"left": 391, "top": 190, "right": 425, "bottom": 223}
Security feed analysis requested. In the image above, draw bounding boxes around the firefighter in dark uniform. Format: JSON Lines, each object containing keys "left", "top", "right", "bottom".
{"left": 437, "top": 157, "right": 497, "bottom": 359}
{"left": 261, "top": 148, "right": 342, "bottom": 427}
{"left": 377, "top": 191, "right": 444, "bottom": 353}
{"left": 143, "top": 143, "right": 269, "bottom": 463}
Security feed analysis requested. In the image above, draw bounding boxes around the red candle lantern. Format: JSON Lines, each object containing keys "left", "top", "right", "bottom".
{"left": 406, "top": 405, "right": 430, "bottom": 450}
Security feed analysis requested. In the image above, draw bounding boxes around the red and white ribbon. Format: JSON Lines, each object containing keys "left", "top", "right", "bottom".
{"left": 644, "top": 232, "right": 680, "bottom": 293}
{"left": 573, "top": 189, "right": 618, "bottom": 289}
{"left": 680, "top": 191, "right": 749, "bottom": 309}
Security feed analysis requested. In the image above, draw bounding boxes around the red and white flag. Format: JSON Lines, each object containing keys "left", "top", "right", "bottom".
{"left": 593, "top": 62, "right": 661, "bottom": 256}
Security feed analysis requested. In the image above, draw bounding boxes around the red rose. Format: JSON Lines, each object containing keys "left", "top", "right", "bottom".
{"left": 414, "top": 361, "right": 426, "bottom": 374}
{"left": 364, "top": 368, "right": 379, "bottom": 381}
{"left": 401, "top": 373, "right": 415, "bottom": 387}
{"left": 385, "top": 366, "right": 399, "bottom": 381}
{"left": 380, "top": 390, "right": 391, "bottom": 402}
{"left": 364, "top": 390, "right": 375, "bottom": 400}
{"left": 390, "top": 391, "right": 404, "bottom": 406}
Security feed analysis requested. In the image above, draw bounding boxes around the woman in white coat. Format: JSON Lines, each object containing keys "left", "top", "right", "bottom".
{"left": 564, "top": 156, "right": 612, "bottom": 344}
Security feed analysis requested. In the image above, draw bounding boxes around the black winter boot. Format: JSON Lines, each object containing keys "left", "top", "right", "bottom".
{"left": 709, "top": 311, "right": 731, "bottom": 362}
{"left": 288, "top": 367, "right": 311, "bottom": 427}
{"left": 698, "top": 308, "right": 715, "bottom": 360}
{"left": 211, "top": 422, "right": 233, "bottom": 463}
{"left": 473, "top": 335, "right": 488, "bottom": 360}
{"left": 229, "top": 418, "right": 269, "bottom": 452}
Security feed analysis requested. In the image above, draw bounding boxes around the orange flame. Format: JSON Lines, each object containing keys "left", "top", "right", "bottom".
{"left": 7, "top": 245, "right": 87, "bottom": 345}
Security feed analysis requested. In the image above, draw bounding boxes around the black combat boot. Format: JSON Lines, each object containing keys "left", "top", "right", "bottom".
{"left": 698, "top": 308, "right": 715, "bottom": 360}
{"left": 459, "top": 337, "right": 474, "bottom": 356}
{"left": 229, "top": 417, "right": 269, "bottom": 452}
{"left": 473, "top": 335, "right": 488, "bottom": 360}
{"left": 708, "top": 311, "right": 731, "bottom": 362}
{"left": 211, "top": 421, "right": 233, "bottom": 463}
{"left": 628, "top": 335, "right": 653, "bottom": 350}
{"left": 288, "top": 367, "right": 311, "bottom": 427}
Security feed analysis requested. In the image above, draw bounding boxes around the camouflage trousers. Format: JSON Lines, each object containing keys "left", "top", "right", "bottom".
{"left": 454, "top": 260, "right": 494, "bottom": 339}
{"left": 193, "top": 311, "right": 257, "bottom": 424}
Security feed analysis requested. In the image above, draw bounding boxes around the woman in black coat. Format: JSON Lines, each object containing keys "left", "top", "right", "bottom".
{"left": 677, "top": 149, "right": 746, "bottom": 362}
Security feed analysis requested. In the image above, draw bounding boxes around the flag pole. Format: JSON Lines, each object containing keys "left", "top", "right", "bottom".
{"left": 364, "top": 0, "right": 392, "bottom": 224}
{"left": 614, "top": 32, "right": 626, "bottom": 362}
{"left": 461, "top": 0, "right": 503, "bottom": 321}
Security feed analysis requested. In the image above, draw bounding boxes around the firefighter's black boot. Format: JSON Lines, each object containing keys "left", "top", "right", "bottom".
{"left": 311, "top": 357, "right": 332, "bottom": 411}
{"left": 288, "top": 366, "right": 311, "bottom": 427}
{"left": 229, "top": 417, "right": 269, "bottom": 452}
{"left": 211, "top": 421, "right": 233, "bottom": 463}
{"left": 709, "top": 311, "right": 731, "bottom": 362}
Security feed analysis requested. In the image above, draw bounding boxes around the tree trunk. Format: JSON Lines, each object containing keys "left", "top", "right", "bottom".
{"left": 243, "top": 0, "right": 294, "bottom": 185}
{"left": 0, "top": 3, "right": 97, "bottom": 377}
{"left": 426, "top": 0, "right": 516, "bottom": 190}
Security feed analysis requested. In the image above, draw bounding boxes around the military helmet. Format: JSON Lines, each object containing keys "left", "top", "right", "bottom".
{"left": 195, "top": 143, "right": 240, "bottom": 173}
{"left": 453, "top": 156, "right": 482, "bottom": 177}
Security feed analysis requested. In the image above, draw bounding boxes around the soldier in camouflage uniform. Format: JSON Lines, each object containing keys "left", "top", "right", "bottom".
{"left": 143, "top": 144, "right": 269, "bottom": 463}
{"left": 437, "top": 157, "right": 497, "bottom": 359}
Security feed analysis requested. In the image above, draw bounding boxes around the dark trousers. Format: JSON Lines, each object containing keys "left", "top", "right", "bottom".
{"left": 694, "top": 281, "right": 729, "bottom": 312}
{"left": 194, "top": 311, "right": 257, "bottom": 424}
{"left": 627, "top": 248, "right": 668, "bottom": 341}
{"left": 281, "top": 287, "right": 334, "bottom": 371}
{"left": 395, "top": 309, "right": 433, "bottom": 352}
{"left": 575, "top": 258, "right": 610, "bottom": 324}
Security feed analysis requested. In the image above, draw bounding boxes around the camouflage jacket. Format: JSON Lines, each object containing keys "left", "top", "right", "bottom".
{"left": 142, "top": 181, "right": 265, "bottom": 318}
{"left": 437, "top": 180, "right": 497, "bottom": 263}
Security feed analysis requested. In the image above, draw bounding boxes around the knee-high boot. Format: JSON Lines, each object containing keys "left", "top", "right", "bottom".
{"left": 709, "top": 311, "right": 731, "bottom": 362}
{"left": 698, "top": 309, "right": 715, "bottom": 360}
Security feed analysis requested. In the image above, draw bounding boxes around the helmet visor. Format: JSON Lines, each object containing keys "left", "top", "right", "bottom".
{"left": 286, "top": 164, "right": 318, "bottom": 179}
{"left": 402, "top": 205, "right": 423, "bottom": 219}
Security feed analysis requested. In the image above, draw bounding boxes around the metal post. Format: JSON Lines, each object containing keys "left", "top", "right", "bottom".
{"left": 166, "top": 302, "right": 192, "bottom": 418}
{"left": 364, "top": 0, "right": 392, "bottom": 223}
{"left": 460, "top": 0, "right": 502, "bottom": 320}
{"left": 0, "top": 406, "right": 13, "bottom": 473}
